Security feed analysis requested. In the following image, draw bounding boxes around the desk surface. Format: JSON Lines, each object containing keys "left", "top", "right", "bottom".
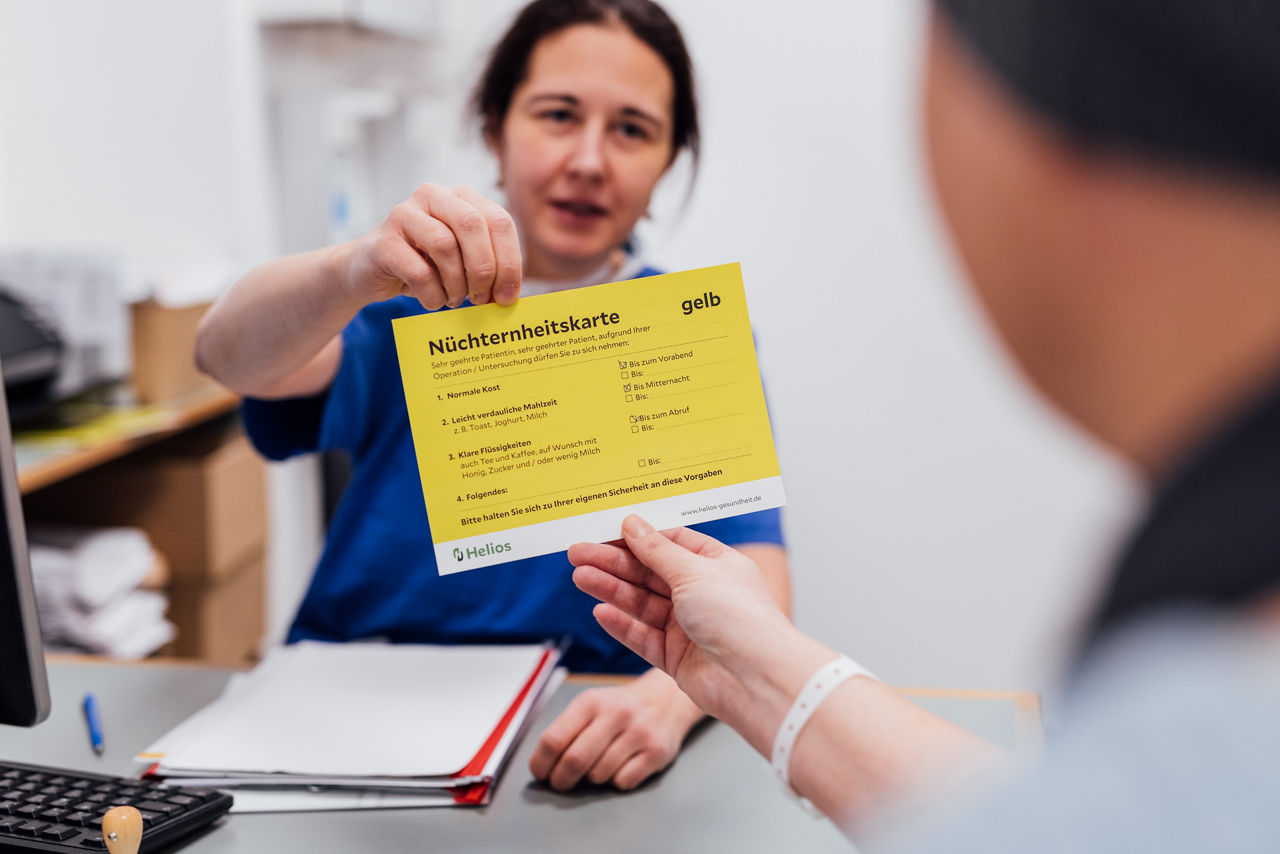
{"left": 0, "top": 661, "right": 1039, "bottom": 853}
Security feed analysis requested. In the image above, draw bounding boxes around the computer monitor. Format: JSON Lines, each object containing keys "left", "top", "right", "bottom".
{"left": 0, "top": 352, "right": 51, "bottom": 727}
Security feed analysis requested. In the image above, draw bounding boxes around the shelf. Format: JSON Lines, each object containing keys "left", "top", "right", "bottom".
{"left": 15, "top": 383, "right": 240, "bottom": 495}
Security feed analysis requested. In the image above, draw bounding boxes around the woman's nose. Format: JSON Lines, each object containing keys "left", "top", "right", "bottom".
{"left": 566, "top": 124, "right": 607, "bottom": 182}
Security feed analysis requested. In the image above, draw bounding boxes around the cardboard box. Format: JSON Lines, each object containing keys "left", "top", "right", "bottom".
{"left": 131, "top": 299, "right": 217, "bottom": 403}
{"left": 25, "top": 423, "right": 267, "bottom": 584}
{"left": 167, "top": 553, "right": 265, "bottom": 665}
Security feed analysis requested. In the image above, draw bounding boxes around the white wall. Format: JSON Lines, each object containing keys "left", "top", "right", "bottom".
{"left": 0, "top": 0, "right": 276, "bottom": 265}
{"left": 422, "top": 0, "right": 1141, "bottom": 694}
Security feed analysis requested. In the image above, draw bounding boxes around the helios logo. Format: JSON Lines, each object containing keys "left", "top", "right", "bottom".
{"left": 461, "top": 541, "right": 513, "bottom": 560}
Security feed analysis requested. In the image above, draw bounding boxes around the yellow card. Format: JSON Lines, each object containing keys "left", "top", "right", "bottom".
{"left": 393, "top": 263, "right": 785, "bottom": 573}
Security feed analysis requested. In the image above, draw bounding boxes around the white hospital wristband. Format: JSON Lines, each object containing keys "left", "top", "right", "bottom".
{"left": 771, "top": 654, "right": 876, "bottom": 791}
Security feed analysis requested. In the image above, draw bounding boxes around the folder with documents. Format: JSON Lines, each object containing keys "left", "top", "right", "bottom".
{"left": 136, "top": 641, "right": 564, "bottom": 812}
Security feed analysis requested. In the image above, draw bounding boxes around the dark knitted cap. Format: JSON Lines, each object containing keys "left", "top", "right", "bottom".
{"left": 933, "top": 0, "right": 1280, "bottom": 181}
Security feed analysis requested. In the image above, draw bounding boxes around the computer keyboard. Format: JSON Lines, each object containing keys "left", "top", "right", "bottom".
{"left": 0, "top": 761, "right": 232, "bottom": 852}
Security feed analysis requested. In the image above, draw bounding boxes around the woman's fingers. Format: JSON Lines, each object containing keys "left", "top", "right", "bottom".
{"left": 528, "top": 694, "right": 594, "bottom": 782}
{"left": 453, "top": 185, "right": 522, "bottom": 305}
{"left": 374, "top": 231, "right": 445, "bottom": 308}
{"left": 543, "top": 706, "right": 622, "bottom": 791}
{"left": 530, "top": 685, "right": 678, "bottom": 792}
{"left": 353, "top": 183, "right": 520, "bottom": 308}
{"left": 410, "top": 183, "right": 500, "bottom": 306}
{"left": 612, "top": 751, "right": 663, "bottom": 791}
{"left": 587, "top": 727, "right": 644, "bottom": 785}
{"left": 397, "top": 205, "right": 467, "bottom": 307}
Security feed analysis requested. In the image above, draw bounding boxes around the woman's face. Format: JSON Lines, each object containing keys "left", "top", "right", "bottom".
{"left": 495, "top": 23, "right": 676, "bottom": 280}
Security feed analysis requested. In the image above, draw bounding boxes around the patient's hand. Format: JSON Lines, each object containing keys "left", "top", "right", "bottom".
{"left": 569, "top": 516, "right": 800, "bottom": 728}
{"left": 529, "top": 670, "right": 703, "bottom": 791}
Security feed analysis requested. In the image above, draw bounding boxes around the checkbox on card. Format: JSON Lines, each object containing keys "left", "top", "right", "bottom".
{"left": 630, "top": 415, "right": 638, "bottom": 423}
{"left": 626, "top": 395, "right": 633, "bottom": 402}
{"left": 618, "top": 360, "right": 628, "bottom": 369}
{"left": 638, "top": 460, "right": 646, "bottom": 467}
{"left": 631, "top": 426, "right": 639, "bottom": 433}
{"left": 621, "top": 371, "right": 629, "bottom": 379}
{"left": 623, "top": 383, "right": 632, "bottom": 392}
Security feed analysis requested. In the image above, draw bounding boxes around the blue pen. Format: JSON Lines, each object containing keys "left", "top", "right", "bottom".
{"left": 82, "top": 693, "right": 104, "bottom": 757}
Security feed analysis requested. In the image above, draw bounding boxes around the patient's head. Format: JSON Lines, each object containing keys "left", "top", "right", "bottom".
{"left": 923, "top": 0, "right": 1280, "bottom": 477}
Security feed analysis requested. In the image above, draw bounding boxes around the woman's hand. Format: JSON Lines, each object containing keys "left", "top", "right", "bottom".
{"left": 528, "top": 669, "right": 703, "bottom": 791}
{"left": 342, "top": 183, "right": 523, "bottom": 310}
{"left": 569, "top": 516, "right": 820, "bottom": 733}
{"left": 195, "top": 183, "right": 521, "bottom": 398}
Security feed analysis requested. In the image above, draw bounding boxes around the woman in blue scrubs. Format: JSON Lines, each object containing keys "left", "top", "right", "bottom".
{"left": 196, "top": 0, "right": 791, "bottom": 793}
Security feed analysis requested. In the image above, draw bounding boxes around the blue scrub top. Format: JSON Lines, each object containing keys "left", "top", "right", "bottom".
{"left": 242, "top": 269, "right": 784, "bottom": 673}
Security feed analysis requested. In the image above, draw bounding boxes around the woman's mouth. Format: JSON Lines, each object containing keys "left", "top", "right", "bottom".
{"left": 549, "top": 199, "right": 608, "bottom": 226}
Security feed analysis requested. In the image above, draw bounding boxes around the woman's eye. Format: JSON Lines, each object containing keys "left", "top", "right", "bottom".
{"left": 616, "top": 122, "right": 651, "bottom": 141}
{"left": 540, "top": 109, "right": 575, "bottom": 123}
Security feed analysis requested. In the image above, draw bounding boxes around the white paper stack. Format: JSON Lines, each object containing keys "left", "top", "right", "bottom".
{"left": 28, "top": 525, "right": 175, "bottom": 659}
{"left": 137, "top": 641, "right": 564, "bottom": 812}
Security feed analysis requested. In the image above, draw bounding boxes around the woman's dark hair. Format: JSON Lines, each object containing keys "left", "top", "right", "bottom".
{"left": 472, "top": 0, "right": 699, "bottom": 168}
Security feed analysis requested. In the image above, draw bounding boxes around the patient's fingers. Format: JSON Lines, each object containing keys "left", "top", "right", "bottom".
{"left": 662, "top": 525, "right": 730, "bottom": 559}
{"left": 567, "top": 541, "right": 626, "bottom": 570}
{"left": 593, "top": 603, "right": 667, "bottom": 670}
{"left": 573, "top": 565, "right": 672, "bottom": 630}
{"left": 568, "top": 541, "right": 672, "bottom": 597}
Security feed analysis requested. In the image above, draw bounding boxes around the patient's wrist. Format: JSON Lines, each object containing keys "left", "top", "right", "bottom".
{"left": 724, "top": 624, "right": 837, "bottom": 757}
